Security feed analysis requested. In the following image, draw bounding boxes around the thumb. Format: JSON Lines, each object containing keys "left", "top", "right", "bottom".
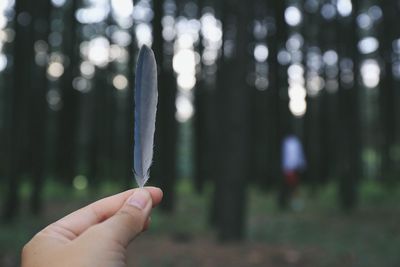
{"left": 95, "top": 189, "right": 153, "bottom": 247}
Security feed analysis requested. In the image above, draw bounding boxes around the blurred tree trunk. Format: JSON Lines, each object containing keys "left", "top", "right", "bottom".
{"left": 2, "top": 0, "right": 35, "bottom": 220}
{"left": 56, "top": 0, "right": 79, "bottom": 186}
{"left": 29, "top": 0, "right": 51, "bottom": 215}
{"left": 379, "top": 2, "right": 396, "bottom": 182}
{"left": 392, "top": 3, "right": 400, "bottom": 174}
{"left": 304, "top": 3, "right": 322, "bottom": 190}
{"left": 337, "top": 2, "right": 361, "bottom": 211}
{"left": 123, "top": 32, "right": 136, "bottom": 189}
{"left": 193, "top": 0, "right": 219, "bottom": 194}
{"left": 247, "top": 0, "right": 269, "bottom": 190}
{"left": 104, "top": 14, "right": 117, "bottom": 184}
{"left": 120, "top": 0, "right": 143, "bottom": 191}
{"left": 193, "top": 74, "right": 211, "bottom": 193}
{"left": 319, "top": 23, "right": 340, "bottom": 188}
{"left": 0, "top": 46, "right": 12, "bottom": 192}
{"left": 88, "top": 68, "right": 108, "bottom": 189}
{"left": 193, "top": 0, "right": 206, "bottom": 193}
{"left": 88, "top": 13, "right": 116, "bottom": 189}
{"left": 214, "top": 0, "right": 252, "bottom": 241}
{"left": 272, "top": 0, "right": 292, "bottom": 209}
{"left": 267, "top": 0, "right": 285, "bottom": 190}
{"left": 152, "top": 0, "right": 178, "bottom": 211}
{"left": 304, "top": 2, "right": 337, "bottom": 190}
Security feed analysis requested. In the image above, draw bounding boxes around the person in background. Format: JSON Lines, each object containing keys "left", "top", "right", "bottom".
{"left": 278, "top": 135, "right": 307, "bottom": 210}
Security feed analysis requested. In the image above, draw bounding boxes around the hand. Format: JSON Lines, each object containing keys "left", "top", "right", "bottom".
{"left": 21, "top": 187, "right": 163, "bottom": 267}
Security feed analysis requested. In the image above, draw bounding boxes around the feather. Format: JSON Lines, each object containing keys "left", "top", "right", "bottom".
{"left": 133, "top": 45, "right": 158, "bottom": 187}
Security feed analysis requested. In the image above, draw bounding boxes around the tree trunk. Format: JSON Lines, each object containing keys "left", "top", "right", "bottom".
{"left": 272, "top": 0, "right": 291, "bottom": 209}
{"left": 29, "top": 0, "right": 52, "bottom": 215}
{"left": 379, "top": 2, "right": 396, "bottom": 182}
{"left": 152, "top": 0, "right": 178, "bottom": 212}
{"left": 2, "top": 0, "right": 35, "bottom": 220}
{"left": 55, "top": 0, "right": 79, "bottom": 186}
{"left": 337, "top": 2, "right": 361, "bottom": 211}
{"left": 214, "top": 0, "right": 252, "bottom": 241}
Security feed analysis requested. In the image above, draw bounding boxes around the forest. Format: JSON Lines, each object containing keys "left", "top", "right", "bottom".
{"left": 0, "top": 0, "right": 400, "bottom": 266}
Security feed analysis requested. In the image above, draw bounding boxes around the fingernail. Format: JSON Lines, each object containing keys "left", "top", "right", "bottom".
{"left": 127, "top": 190, "right": 150, "bottom": 210}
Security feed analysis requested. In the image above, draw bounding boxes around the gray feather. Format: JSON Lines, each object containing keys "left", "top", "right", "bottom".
{"left": 133, "top": 45, "right": 158, "bottom": 187}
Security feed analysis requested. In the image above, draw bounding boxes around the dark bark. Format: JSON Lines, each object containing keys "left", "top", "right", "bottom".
{"left": 193, "top": 78, "right": 218, "bottom": 193}
{"left": 268, "top": 0, "right": 285, "bottom": 190}
{"left": 193, "top": 0, "right": 219, "bottom": 194}
{"left": 123, "top": 31, "right": 136, "bottom": 189}
{"left": 2, "top": 0, "right": 35, "bottom": 220}
{"left": 379, "top": 2, "right": 397, "bottom": 182}
{"left": 246, "top": 0, "right": 268, "bottom": 189}
{"left": 193, "top": 0, "right": 206, "bottom": 193}
{"left": 87, "top": 68, "right": 108, "bottom": 189}
{"left": 29, "top": 0, "right": 52, "bottom": 215}
{"left": 214, "top": 0, "right": 252, "bottom": 241}
{"left": 304, "top": 1, "right": 336, "bottom": 188}
{"left": 152, "top": 0, "right": 178, "bottom": 212}
{"left": 337, "top": 2, "right": 361, "bottom": 211}
{"left": 55, "top": 0, "right": 79, "bottom": 185}
{"left": 272, "top": 0, "right": 292, "bottom": 209}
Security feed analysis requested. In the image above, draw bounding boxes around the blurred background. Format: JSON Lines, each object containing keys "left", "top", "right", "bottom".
{"left": 1, "top": 0, "right": 400, "bottom": 266}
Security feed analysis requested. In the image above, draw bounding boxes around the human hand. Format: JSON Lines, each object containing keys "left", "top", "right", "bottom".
{"left": 21, "top": 187, "right": 163, "bottom": 267}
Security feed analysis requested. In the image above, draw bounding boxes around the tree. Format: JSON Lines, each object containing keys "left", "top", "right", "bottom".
{"left": 2, "top": 0, "right": 35, "bottom": 220}
{"left": 213, "top": 0, "right": 252, "bottom": 241}
{"left": 28, "top": 0, "right": 52, "bottom": 215}
{"left": 152, "top": 0, "right": 178, "bottom": 211}
{"left": 379, "top": 1, "right": 397, "bottom": 182}
{"left": 337, "top": 1, "right": 361, "bottom": 210}
{"left": 55, "top": 0, "right": 80, "bottom": 186}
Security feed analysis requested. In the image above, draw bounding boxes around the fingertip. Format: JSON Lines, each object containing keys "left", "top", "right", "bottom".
{"left": 127, "top": 189, "right": 152, "bottom": 210}
{"left": 144, "top": 186, "right": 162, "bottom": 194}
{"left": 144, "top": 186, "right": 163, "bottom": 206}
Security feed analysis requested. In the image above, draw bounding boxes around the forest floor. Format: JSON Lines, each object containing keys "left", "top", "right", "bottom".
{"left": 1, "top": 180, "right": 400, "bottom": 267}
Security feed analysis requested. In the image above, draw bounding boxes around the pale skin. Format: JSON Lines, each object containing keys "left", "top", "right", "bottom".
{"left": 21, "top": 187, "right": 163, "bottom": 267}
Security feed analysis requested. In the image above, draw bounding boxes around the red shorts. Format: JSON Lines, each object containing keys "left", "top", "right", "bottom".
{"left": 284, "top": 171, "right": 299, "bottom": 187}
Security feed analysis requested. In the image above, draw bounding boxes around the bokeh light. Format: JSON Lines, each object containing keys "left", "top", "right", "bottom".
{"left": 254, "top": 44, "right": 269, "bottom": 63}
{"left": 46, "top": 89, "right": 62, "bottom": 111}
{"left": 113, "top": 74, "right": 128, "bottom": 90}
{"left": 88, "top": 36, "right": 110, "bottom": 67}
{"left": 358, "top": 37, "right": 379, "bottom": 54}
{"left": 73, "top": 175, "right": 88, "bottom": 190}
{"left": 285, "top": 6, "right": 302, "bottom": 27}
{"left": 47, "top": 61, "right": 64, "bottom": 80}
{"left": 80, "top": 61, "right": 95, "bottom": 78}
{"left": 337, "top": 0, "right": 352, "bottom": 17}
{"left": 51, "top": 0, "right": 66, "bottom": 8}
{"left": 76, "top": 0, "right": 110, "bottom": 24}
{"left": 176, "top": 93, "right": 194, "bottom": 123}
{"left": 135, "top": 23, "right": 153, "bottom": 47}
{"left": 321, "top": 3, "right": 336, "bottom": 20}
{"left": 0, "top": 53, "right": 7, "bottom": 72}
{"left": 361, "top": 59, "right": 381, "bottom": 88}
{"left": 73, "top": 77, "right": 92, "bottom": 93}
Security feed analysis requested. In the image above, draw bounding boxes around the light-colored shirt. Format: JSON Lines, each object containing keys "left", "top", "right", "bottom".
{"left": 282, "top": 135, "right": 307, "bottom": 172}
